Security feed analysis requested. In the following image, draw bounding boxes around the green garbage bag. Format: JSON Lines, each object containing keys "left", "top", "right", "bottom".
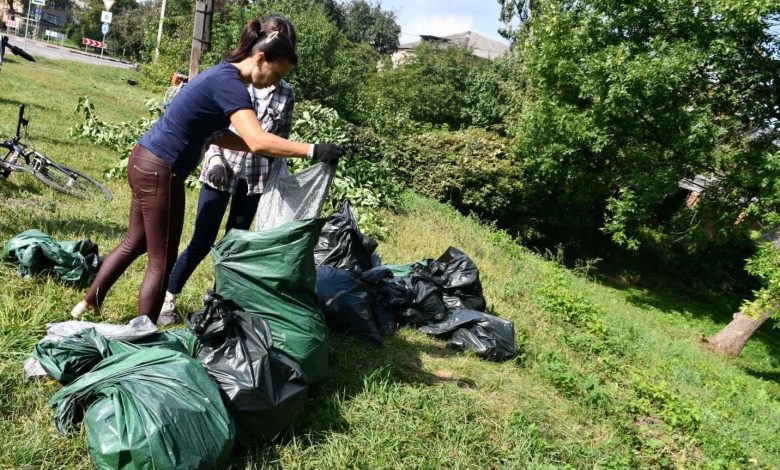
{"left": 34, "top": 328, "right": 200, "bottom": 385}
{"left": 2, "top": 229, "right": 100, "bottom": 285}
{"left": 211, "top": 219, "right": 329, "bottom": 383}
{"left": 50, "top": 348, "right": 234, "bottom": 470}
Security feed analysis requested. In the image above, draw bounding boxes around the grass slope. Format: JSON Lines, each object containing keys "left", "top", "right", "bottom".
{"left": 1, "top": 58, "right": 780, "bottom": 469}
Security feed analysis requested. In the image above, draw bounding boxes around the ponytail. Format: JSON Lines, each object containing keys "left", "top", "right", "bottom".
{"left": 225, "top": 15, "right": 298, "bottom": 65}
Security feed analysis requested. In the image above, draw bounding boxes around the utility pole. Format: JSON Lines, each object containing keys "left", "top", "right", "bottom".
{"left": 154, "top": 0, "right": 167, "bottom": 59}
{"left": 189, "top": 0, "right": 213, "bottom": 78}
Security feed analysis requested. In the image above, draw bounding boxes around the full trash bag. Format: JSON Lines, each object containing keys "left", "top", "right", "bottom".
{"left": 188, "top": 293, "right": 308, "bottom": 445}
{"left": 314, "top": 200, "right": 380, "bottom": 272}
{"left": 315, "top": 266, "right": 383, "bottom": 343}
{"left": 255, "top": 159, "right": 336, "bottom": 231}
{"left": 419, "top": 309, "right": 517, "bottom": 361}
{"left": 24, "top": 317, "right": 158, "bottom": 382}
{"left": 32, "top": 327, "right": 199, "bottom": 385}
{"left": 2, "top": 229, "right": 100, "bottom": 285}
{"left": 212, "top": 219, "right": 329, "bottom": 383}
{"left": 50, "top": 348, "right": 234, "bottom": 470}
{"left": 385, "top": 270, "right": 448, "bottom": 326}
{"left": 421, "top": 247, "right": 486, "bottom": 312}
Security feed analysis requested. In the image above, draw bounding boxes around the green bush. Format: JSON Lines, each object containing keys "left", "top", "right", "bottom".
{"left": 139, "top": 0, "right": 194, "bottom": 90}
{"left": 398, "top": 129, "right": 522, "bottom": 224}
{"left": 355, "top": 44, "right": 483, "bottom": 136}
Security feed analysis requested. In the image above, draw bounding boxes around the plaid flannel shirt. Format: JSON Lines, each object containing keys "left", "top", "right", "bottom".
{"left": 200, "top": 80, "right": 295, "bottom": 195}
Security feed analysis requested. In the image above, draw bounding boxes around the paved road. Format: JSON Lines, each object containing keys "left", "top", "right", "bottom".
{"left": 6, "top": 37, "right": 136, "bottom": 69}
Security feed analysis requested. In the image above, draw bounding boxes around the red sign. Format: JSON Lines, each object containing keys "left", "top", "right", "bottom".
{"left": 5, "top": 19, "right": 19, "bottom": 28}
{"left": 82, "top": 37, "right": 106, "bottom": 48}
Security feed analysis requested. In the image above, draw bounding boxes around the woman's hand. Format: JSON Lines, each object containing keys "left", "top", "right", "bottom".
{"left": 313, "top": 143, "right": 344, "bottom": 164}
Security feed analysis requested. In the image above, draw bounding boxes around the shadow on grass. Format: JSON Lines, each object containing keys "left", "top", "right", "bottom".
{"left": 744, "top": 368, "right": 780, "bottom": 386}
{"left": 230, "top": 330, "right": 465, "bottom": 466}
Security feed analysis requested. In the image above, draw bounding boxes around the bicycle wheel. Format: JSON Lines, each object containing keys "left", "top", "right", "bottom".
{"left": 31, "top": 154, "right": 112, "bottom": 201}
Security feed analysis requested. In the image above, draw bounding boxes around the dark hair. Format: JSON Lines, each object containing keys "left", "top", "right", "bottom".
{"left": 225, "top": 15, "right": 298, "bottom": 65}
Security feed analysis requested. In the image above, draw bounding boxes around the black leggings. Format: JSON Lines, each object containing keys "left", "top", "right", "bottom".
{"left": 85, "top": 145, "right": 185, "bottom": 320}
{"left": 166, "top": 179, "right": 261, "bottom": 295}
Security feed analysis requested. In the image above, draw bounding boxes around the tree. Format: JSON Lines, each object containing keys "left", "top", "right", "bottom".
{"left": 341, "top": 0, "right": 399, "bottom": 53}
{"left": 356, "top": 43, "right": 482, "bottom": 134}
{"left": 500, "top": 0, "right": 780, "bottom": 247}
{"left": 707, "top": 234, "right": 780, "bottom": 355}
{"left": 497, "top": 0, "right": 531, "bottom": 40}
{"left": 108, "top": 3, "right": 155, "bottom": 61}
{"left": 70, "top": 0, "right": 139, "bottom": 44}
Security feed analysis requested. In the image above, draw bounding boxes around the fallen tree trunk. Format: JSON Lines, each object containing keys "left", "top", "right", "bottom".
{"left": 706, "top": 310, "right": 773, "bottom": 356}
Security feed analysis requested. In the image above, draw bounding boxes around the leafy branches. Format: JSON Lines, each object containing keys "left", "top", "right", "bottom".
{"left": 68, "top": 96, "right": 162, "bottom": 179}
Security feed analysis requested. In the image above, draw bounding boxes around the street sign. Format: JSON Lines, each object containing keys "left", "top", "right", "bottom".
{"left": 30, "top": 0, "right": 45, "bottom": 5}
{"left": 100, "top": 11, "right": 113, "bottom": 24}
{"left": 103, "top": 0, "right": 115, "bottom": 11}
{"left": 101, "top": 23, "right": 110, "bottom": 35}
{"left": 82, "top": 38, "right": 106, "bottom": 48}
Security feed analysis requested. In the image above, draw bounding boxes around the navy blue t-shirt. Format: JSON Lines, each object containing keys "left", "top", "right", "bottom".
{"left": 139, "top": 62, "right": 253, "bottom": 176}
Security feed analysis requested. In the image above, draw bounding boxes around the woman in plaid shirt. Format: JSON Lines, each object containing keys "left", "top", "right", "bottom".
{"left": 158, "top": 16, "right": 297, "bottom": 324}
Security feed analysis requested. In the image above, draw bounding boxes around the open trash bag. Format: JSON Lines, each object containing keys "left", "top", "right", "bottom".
{"left": 2, "top": 229, "right": 100, "bottom": 285}
{"left": 189, "top": 293, "right": 308, "bottom": 445}
{"left": 255, "top": 159, "right": 336, "bottom": 231}
{"left": 419, "top": 309, "right": 517, "bottom": 361}
{"left": 212, "top": 218, "right": 329, "bottom": 383}
{"left": 50, "top": 348, "right": 234, "bottom": 470}
{"left": 314, "top": 200, "right": 381, "bottom": 272}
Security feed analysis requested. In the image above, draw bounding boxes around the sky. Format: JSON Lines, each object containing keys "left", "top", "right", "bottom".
{"left": 377, "top": 0, "right": 509, "bottom": 44}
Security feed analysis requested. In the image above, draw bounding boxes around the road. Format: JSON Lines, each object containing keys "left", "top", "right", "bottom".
{"left": 6, "top": 37, "right": 136, "bottom": 69}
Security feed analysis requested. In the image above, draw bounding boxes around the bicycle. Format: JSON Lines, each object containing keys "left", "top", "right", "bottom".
{"left": 1, "top": 104, "right": 113, "bottom": 201}
{"left": 0, "top": 35, "right": 35, "bottom": 72}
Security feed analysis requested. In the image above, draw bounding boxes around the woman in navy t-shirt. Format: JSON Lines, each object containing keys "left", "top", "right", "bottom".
{"left": 71, "top": 18, "right": 343, "bottom": 322}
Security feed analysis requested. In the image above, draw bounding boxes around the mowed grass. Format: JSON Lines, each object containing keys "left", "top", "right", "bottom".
{"left": 1, "top": 57, "right": 780, "bottom": 469}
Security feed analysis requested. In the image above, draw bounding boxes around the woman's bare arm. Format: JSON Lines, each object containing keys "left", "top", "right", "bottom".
{"left": 212, "top": 108, "right": 310, "bottom": 158}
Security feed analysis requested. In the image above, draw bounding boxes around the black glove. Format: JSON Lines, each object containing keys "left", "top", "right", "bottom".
{"left": 313, "top": 143, "right": 344, "bottom": 164}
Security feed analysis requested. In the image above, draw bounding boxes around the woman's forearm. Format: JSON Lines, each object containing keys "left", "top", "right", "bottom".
{"left": 227, "top": 108, "right": 312, "bottom": 158}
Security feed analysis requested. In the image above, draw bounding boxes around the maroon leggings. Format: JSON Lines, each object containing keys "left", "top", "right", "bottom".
{"left": 84, "top": 145, "right": 185, "bottom": 321}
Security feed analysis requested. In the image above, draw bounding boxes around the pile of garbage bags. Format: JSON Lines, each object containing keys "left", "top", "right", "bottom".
{"left": 2, "top": 229, "right": 100, "bottom": 285}
{"left": 21, "top": 200, "right": 516, "bottom": 469}
{"left": 313, "top": 201, "right": 517, "bottom": 361}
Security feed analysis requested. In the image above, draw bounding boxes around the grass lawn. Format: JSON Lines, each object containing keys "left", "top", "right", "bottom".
{"left": 1, "top": 57, "right": 780, "bottom": 469}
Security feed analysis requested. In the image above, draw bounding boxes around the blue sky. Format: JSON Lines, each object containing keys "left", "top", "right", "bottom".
{"left": 377, "top": 0, "right": 509, "bottom": 44}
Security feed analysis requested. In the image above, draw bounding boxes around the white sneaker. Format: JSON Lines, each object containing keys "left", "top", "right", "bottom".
{"left": 70, "top": 300, "right": 93, "bottom": 319}
{"left": 157, "top": 292, "right": 177, "bottom": 326}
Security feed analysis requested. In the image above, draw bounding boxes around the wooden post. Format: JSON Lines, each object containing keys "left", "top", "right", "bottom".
{"left": 189, "top": 0, "right": 214, "bottom": 79}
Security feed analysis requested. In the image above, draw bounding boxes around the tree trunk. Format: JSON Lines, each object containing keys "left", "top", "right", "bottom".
{"left": 706, "top": 310, "right": 773, "bottom": 356}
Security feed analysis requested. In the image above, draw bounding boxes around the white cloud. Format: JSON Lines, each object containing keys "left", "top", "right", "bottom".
{"left": 401, "top": 13, "right": 475, "bottom": 39}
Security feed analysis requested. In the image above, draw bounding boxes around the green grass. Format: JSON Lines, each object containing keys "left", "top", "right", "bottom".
{"left": 1, "top": 57, "right": 780, "bottom": 469}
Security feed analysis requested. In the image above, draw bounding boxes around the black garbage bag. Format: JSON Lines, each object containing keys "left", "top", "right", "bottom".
{"left": 188, "top": 294, "right": 309, "bottom": 445}
{"left": 416, "top": 247, "right": 486, "bottom": 312}
{"left": 2, "top": 229, "right": 100, "bottom": 285}
{"left": 419, "top": 309, "right": 517, "bottom": 361}
{"left": 385, "top": 270, "right": 448, "bottom": 326}
{"left": 50, "top": 348, "right": 234, "bottom": 470}
{"left": 314, "top": 200, "right": 380, "bottom": 272}
{"left": 315, "top": 266, "right": 383, "bottom": 343}
{"left": 33, "top": 327, "right": 200, "bottom": 385}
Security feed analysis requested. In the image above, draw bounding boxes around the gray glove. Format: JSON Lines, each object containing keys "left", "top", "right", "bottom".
{"left": 206, "top": 154, "right": 232, "bottom": 190}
